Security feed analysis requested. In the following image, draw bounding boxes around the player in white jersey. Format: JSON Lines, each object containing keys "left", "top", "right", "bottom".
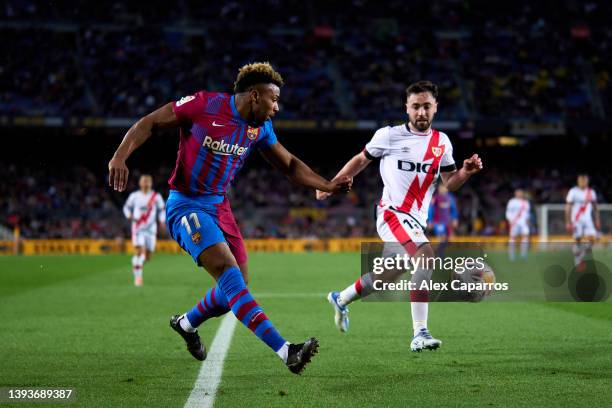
{"left": 123, "top": 174, "right": 166, "bottom": 286}
{"left": 506, "top": 189, "right": 530, "bottom": 261}
{"left": 565, "top": 174, "right": 600, "bottom": 268}
{"left": 317, "top": 81, "right": 482, "bottom": 352}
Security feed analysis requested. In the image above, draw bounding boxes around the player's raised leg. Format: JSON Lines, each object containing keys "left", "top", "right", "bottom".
{"left": 328, "top": 260, "right": 399, "bottom": 333}
{"left": 199, "top": 243, "right": 318, "bottom": 374}
{"left": 327, "top": 275, "right": 370, "bottom": 333}
{"left": 176, "top": 202, "right": 253, "bottom": 335}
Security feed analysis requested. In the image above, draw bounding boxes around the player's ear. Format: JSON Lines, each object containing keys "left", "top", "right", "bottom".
{"left": 249, "top": 88, "right": 259, "bottom": 103}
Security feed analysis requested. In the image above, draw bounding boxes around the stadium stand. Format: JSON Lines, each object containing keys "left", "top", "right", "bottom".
{"left": 1, "top": 0, "right": 610, "bottom": 239}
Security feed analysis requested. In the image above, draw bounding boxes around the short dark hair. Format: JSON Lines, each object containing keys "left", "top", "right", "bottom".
{"left": 233, "top": 62, "right": 284, "bottom": 93}
{"left": 406, "top": 81, "right": 438, "bottom": 100}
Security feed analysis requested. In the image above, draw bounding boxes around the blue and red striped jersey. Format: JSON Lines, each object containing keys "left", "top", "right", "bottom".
{"left": 428, "top": 192, "right": 458, "bottom": 225}
{"left": 168, "top": 91, "right": 277, "bottom": 195}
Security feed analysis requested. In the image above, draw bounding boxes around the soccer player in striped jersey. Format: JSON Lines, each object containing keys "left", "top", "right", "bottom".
{"left": 428, "top": 184, "right": 458, "bottom": 257}
{"left": 505, "top": 189, "right": 530, "bottom": 261}
{"left": 108, "top": 62, "right": 352, "bottom": 374}
{"left": 565, "top": 174, "right": 600, "bottom": 269}
{"left": 317, "top": 81, "right": 482, "bottom": 352}
{"left": 123, "top": 174, "right": 166, "bottom": 286}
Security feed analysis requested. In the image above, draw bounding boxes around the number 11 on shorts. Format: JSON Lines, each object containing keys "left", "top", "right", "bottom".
{"left": 181, "top": 213, "right": 201, "bottom": 234}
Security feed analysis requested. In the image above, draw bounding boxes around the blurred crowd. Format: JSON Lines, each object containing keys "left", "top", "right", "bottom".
{"left": 2, "top": 161, "right": 609, "bottom": 240}
{"left": 2, "top": 0, "right": 611, "bottom": 239}
{"left": 1, "top": 0, "right": 610, "bottom": 120}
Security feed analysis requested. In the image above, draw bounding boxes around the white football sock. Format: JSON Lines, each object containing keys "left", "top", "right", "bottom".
{"left": 338, "top": 281, "right": 360, "bottom": 307}
{"left": 411, "top": 302, "right": 428, "bottom": 336}
{"left": 132, "top": 255, "right": 143, "bottom": 279}
{"left": 179, "top": 314, "right": 197, "bottom": 333}
{"left": 573, "top": 243, "right": 585, "bottom": 266}
{"left": 520, "top": 237, "right": 529, "bottom": 258}
{"left": 276, "top": 341, "right": 290, "bottom": 362}
{"left": 508, "top": 238, "right": 516, "bottom": 261}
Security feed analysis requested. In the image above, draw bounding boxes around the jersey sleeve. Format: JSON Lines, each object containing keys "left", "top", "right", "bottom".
{"left": 123, "top": 193, "right": 135, "bottom": 219}
{"left": 156, "top": 194, "right": 166, "bottom": 223}
{"left": 172, "top": 91, "right": 207, "bottom": 123}
{"left": 255, "top": 120, "right": 278, "bottom": 149}
{"left": 592, "top": 190, "right": 597, "bottom": 203}
{"left": 565, "top": 189, "right": 575, "bottom": 203}
{"left": 364, "top": 127, "right": 390, "bottom": 159}
{"left": 440, "top": 134, "right": 456, "bottom": 172}
{"left": 505, "top": 200, "right": 512, "bottom": 221}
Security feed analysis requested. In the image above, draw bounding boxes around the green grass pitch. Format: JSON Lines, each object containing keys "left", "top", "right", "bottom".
{"left": 1, "top": 253, "right": 611, "bottom": 407}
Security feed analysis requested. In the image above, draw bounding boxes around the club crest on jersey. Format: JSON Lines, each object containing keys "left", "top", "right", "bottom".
{"left": 247, "top": 127, "right": 260, "bottom": 140}
{"left": 191, "top": 231, "right": 201, "bottom": 244}
{"left": 431, "top": 146, "right": 444, "bottom": 158}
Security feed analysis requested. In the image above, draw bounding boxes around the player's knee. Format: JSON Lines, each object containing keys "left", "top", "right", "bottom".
{"left": 199, "top": 256, "right": 237, "bottom": 278}
{"left": 197, "top": 243, "right": 240, "bottom": 278}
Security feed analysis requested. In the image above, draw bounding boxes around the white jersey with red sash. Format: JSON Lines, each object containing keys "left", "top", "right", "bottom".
{"left": 566, "top": 187, "right": 596, "bottom": 223}
{"left": 566, "top": 187, "right": 597, "bottom": 238}
{"left": 123, "top": 190, "right": 166, "bottom": 235}
{"left": 364, "top": 125, "right": 456, "bottom": 248}
{"left": 506, "top": 198, "right": 530, "bottom": 237}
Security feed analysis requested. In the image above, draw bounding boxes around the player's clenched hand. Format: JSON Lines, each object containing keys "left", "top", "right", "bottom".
{"left": 316, "top": 189, "right": 332, "bottom": 200}
{"left": 463, "top": 154, "right": 483, "bottom": 175}
{"left": 327, "top": 176, "right": 353, "bottom": 194}
{"left": 108, "top": 157, "right": 129, "bottom": 191}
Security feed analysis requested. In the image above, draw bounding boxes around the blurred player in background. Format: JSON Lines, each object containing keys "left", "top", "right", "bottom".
{"left": 505, "top": 188, "right": 530, "bottom": 261}
{"left": 565, "top": 174, "right": 600, "bottom": 269}
{"left": 108, "top": 62, "right": 351, "bottom": 374}
{"left": 428, "top": 184, "right": 458, "bottom": 257}
{"left": 317, "top": 81, "right": 482, "bottom": 352}
{"left": 123, "top": 174, "right": 165, "bottom": 286}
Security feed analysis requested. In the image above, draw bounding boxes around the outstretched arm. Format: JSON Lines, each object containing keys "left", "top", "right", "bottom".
{"left": 259, "top": 142, "right": 352, "bottom": 193}
{"left": 108, "top": 102, "right": 180, "bottom": 191}
{"left": 316, "top": 151, "right": 372, "bottom": 200}
{"left": 440, "top": 154, "right": 483, "bottom": 192}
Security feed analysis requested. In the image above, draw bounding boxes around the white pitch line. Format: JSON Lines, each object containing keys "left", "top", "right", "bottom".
{"left": 253, "top": 292, "right": 327, "bottom": 298}
{"left": 184, "top": 314, "right": 237, "bottom": 408}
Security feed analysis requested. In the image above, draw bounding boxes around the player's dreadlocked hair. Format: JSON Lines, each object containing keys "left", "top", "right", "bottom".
{"left": 406, "top": 80, "right": 438, "bottom": 100}
{"left": 234, "top": 62, "right": 284, "bottom": 93}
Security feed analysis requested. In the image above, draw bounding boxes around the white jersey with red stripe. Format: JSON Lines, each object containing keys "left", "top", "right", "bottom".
{"left": 506, "top": 198, "right": 530, "bottom": 226}
{"left": 365, "top": 124, "right": 456, "bottom": 229}
{"left": 123, "top": 190, "right": 166, "bottom": 235}
{"left": 506, "top": 198, "right": 530, "bottom": 237}
{"left": 566, "top": 187, "right": 597, "bottom": 223}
